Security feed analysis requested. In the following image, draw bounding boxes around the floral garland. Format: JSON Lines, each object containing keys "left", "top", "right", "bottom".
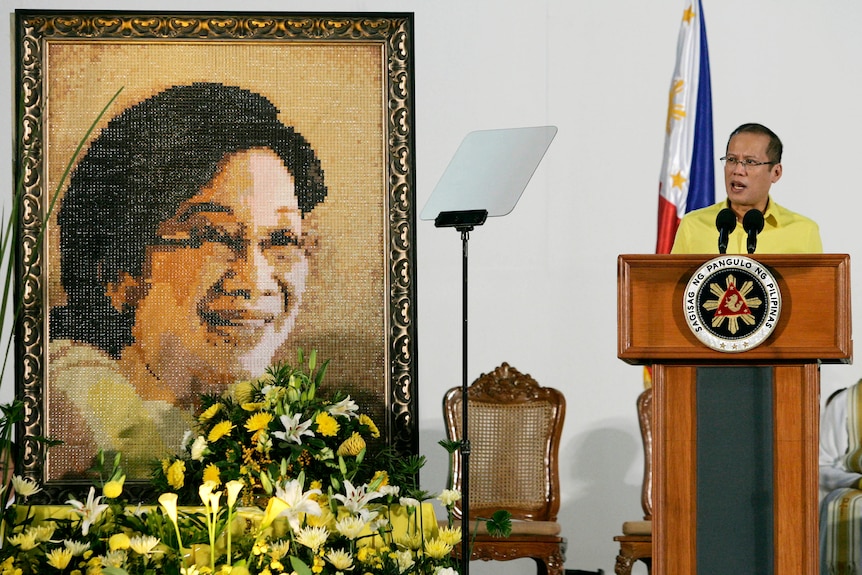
{"left": 0, "top": 352, "right": 467, "bottom": 575}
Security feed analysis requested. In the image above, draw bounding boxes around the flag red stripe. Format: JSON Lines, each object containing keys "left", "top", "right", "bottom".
{"left": 655, "top": 191, "right": 680, "bottom": 254}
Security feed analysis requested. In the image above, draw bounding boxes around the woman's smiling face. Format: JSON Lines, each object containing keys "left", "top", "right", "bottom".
{"left": 119, "top": 147, "right": 309, "bottom": 389}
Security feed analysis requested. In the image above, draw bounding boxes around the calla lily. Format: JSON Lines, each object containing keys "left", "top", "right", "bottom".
{"left": 208, "top": 491, "right": 221, "bottom": 515}
{"left": 158, "top": 492, "right": 179, "bottom": 526}
{"left": 159, "top": 492, "right": 185, "bottom": 553}
{"left": 260, "top": 496, "right": 290, "bottom": 531}
{"left": 224, "top": 479, "right": 244, "bottom": 567}
{"left": 226, "top": 480, "right": 244, "bottom": 508}
{"left": 198, "top": 480, "right": 217, "bottom": 508}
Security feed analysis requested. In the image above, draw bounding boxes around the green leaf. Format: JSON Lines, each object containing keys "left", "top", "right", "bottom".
{"left": 485, "top": 509, "right": 512, "bottom": 538}
{"left": 314, "top": 359, "right": 330, "bottom": 387}
{"left": 438, "top": 439, "right": 462, "bottom": 454}
{"left": 290, "top": 555, "right": 314, "bottom": 575}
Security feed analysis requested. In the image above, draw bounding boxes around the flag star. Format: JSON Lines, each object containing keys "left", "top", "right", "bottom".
{"left": 671, "top": 171, "right": 687, "bottom": 189}
{"left": 682, "top": 5, "right": 695, "bottom": 24}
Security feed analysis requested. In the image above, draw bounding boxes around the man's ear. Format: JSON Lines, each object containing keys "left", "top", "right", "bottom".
{"left": 771, "top": 163, "right": 783, "bottom": 184}
{"left": 106, "top": 272, "right": 144, "bottom": 313}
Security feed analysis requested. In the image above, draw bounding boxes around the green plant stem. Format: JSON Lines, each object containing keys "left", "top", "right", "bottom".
{"left": 2, "top": 86, "right": 124, "bottom": 382}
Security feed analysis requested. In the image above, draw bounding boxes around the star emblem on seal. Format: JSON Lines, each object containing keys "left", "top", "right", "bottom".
{"left": 701, "top": 274, "right": 763, "bottom": 335}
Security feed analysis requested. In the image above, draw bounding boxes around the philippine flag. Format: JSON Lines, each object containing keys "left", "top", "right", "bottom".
{"left": 655, "top": 0, "right": 714, "bottom": 254}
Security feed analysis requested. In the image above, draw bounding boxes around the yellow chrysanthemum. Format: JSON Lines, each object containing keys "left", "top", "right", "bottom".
{"left": 242, "top": 402, "right": 266, "bottom": 412}
{"left": 208, "top": 420, "right": 234, "bottom": 442}
{"left": 437, "top": 525, "right": 462, "bottom": 546}
{"left": 424, "top": 538, "right": 453, "bottom": 559}
{"left": 7, "top": 529, "right": 39, "bottom": 551}
{"left": 359, "top": 414, "right": 380, "bottom": 438}
{"left": 306, "top": 506, "right": 335, "bottom": 529}
{"left": 203, "top": 463, "right": 221, "bottom": 486}
{"left": 315, "top": 412, "right": 339, "bottom": 437}
{"left": 295, "top": 526, "right": 330, "bottom": 552}
{"left": 336, "top": 432, "right": 366, "bottom": 457}
{"left": 32, "top": 523, "right": 56, "bottom": 542}
{"left": 199, "top": 403, "right": 221, "bottom": 422}
{"left": 246, "top": 412, "right": 273, "bottom": 433}
{"left": 167, "top": 459, "right": 186, "bottom": 489}
{"left": 371, "top": 470, "right": 389, "bottom": 487}
{"left": 326, "top": 549, "right": 354, "bottom": 571}
{"left": 45, "top": 548, "right": 74, "bottom": 570}
{"left": 233, "top": 380, "right": 255, "bottom": 404}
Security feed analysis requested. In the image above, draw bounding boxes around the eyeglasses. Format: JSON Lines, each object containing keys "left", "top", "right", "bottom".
{"left": 720, "top": 156, "right": 775, "bottom": 169}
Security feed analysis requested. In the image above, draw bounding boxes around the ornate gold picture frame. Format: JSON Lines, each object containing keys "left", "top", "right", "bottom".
{"left": 15, "top": 11, "right": 417, "bottom": 501}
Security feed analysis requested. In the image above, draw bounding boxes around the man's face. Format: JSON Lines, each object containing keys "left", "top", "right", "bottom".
{"left": 121, "top": 147, "right": 309, "bottom": 394}
{"left": 724, "top": 132, "right": 782, "bottom": 216}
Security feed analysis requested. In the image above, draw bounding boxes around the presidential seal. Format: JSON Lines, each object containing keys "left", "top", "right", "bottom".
{"left": 683, "top": 255, "right": 781, "bottom": 353}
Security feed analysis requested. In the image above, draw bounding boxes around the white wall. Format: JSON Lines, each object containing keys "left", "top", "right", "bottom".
{"left": 3, "top": 1, "right": 862, "bottom": 573}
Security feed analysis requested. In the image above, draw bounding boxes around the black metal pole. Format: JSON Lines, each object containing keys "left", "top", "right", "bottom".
{"left": 459, "top": 228, "right": 471, "bottom": 575}
{"left": 432, "top": 210, "right": 485, "bottom": 575}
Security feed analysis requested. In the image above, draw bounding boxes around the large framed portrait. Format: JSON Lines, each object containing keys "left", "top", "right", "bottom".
{"left": 15, "top": 11, "right": 417, "bottom": 501}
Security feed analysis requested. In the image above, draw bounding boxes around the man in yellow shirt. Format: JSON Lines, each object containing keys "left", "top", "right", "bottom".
{"left": 671, "top": 123, "right": 822, "bottom": 254}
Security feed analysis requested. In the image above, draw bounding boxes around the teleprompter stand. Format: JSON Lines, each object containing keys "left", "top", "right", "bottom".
{"left": 421, "top": 126, "right": 557, "bottom": 575}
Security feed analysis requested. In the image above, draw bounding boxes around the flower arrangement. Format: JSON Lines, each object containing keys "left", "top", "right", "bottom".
{"left": 151, "top": 350, "right": 390, "bottom": 506}
{"left": 0, "top": 352, "right": 468, "bottom": 575}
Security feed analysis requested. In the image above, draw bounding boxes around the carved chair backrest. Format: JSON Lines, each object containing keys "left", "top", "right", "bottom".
{"left": 443, "top": 362, "right": 566, "bottom": 521}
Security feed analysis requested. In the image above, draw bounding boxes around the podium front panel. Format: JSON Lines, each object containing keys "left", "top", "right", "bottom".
{"left": 652, "top": 364, "right": 819, "bottom": 575}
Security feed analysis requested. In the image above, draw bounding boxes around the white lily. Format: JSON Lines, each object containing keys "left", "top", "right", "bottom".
{"left": 327, "top": 396, "right": 359, "bottom": 418}
{"left": 272, "top": 412, "right": 314, "bottom": 445}
{"left": 66, "top": 486, "right": 109, "bottom": 536}
{"left": 274, "top": 478, "right": 322, "bottom": 532}
{"left": 332, "top": 480, "right": 384, "bottom": 515}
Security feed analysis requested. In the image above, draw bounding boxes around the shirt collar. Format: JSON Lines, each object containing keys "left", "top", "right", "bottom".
{"left": 726, "top": 196, "right": 779, "bottom": 227}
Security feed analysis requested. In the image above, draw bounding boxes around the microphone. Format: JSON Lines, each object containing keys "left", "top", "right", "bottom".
{"left": 715, "top": 208, "right": 737, "bottom": 254}
{"left": 742, "top": 209, "right": 765, "bottom": 254}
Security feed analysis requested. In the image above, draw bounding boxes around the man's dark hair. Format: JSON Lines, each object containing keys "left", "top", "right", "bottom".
{"left": 50, "top": 82, "right": 328, "bottom": 357}
{"left": 727, "top": 123, "right": 783, "bottom": 164}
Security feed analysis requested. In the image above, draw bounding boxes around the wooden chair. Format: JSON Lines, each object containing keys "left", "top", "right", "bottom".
{"left": 613, "top": 387, "right": 653, "bottom": 575}
{"left": 443, "top": 362, "right": 567, "bottom": 575}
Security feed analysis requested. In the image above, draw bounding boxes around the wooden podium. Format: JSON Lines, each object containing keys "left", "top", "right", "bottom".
{"left": 617, "top": 254, "right": 852, "bottom": 575}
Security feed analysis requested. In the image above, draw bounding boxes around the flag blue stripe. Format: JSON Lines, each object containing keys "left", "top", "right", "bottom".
{"left": 686, "top": 0, "right": 714, "bottom": 213}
